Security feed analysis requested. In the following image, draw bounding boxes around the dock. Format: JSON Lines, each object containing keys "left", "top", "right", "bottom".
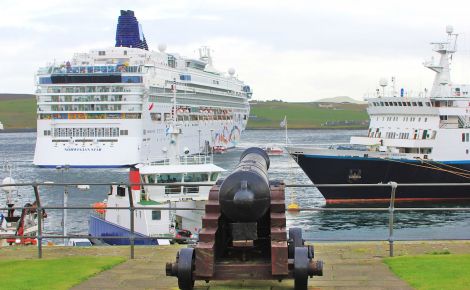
{"left": 2, "top": 241, "right": 469, "bottom": 289}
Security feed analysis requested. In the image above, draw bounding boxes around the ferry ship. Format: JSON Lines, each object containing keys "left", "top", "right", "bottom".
{"left": 34, "top": 10, "right": 252, "bottom": 168}
{"left": 288, "top": 26, "right": 470, "bottom": 203}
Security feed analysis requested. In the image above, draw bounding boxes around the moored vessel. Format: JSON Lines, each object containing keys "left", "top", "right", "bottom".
{"left": 88, "top": 120, "right": 225, "bottom": 245}
{"left": 34, "top": 10, "right": 251, "bottom": 168}
{"left": 265, "top": 145, "right": 284, "bottom": 156}
{"left": 288, "top": 26, "right": 470, "bottom": 203}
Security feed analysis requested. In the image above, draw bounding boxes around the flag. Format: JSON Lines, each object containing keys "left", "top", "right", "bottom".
{"left": 280, "top": 116, "right": 286, "bottom": 128}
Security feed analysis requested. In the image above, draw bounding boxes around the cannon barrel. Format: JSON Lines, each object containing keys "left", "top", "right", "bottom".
{"left": 219, "top": 147, "right": 271, "bottom": 222}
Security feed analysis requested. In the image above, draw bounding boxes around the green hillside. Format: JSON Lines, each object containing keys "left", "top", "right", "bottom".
{"left": 0, "top": 97, "right": 369, "bottom": 130}
{"left": 0, "top": 96, "right": 36, "bottom": 129}
{"left": 247, "top": 101, "right": 369, "bottom": 129}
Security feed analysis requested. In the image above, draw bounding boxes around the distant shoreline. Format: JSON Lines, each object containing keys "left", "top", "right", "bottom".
{"left": 246, "top": 127, "right": 368, "bottom": 130}
{"left": 0, "top": 128, "right": 36, "bottom": 133}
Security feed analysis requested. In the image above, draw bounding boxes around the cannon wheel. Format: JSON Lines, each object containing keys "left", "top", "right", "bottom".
{"left": 288, "top": 228, "right": 303, "bottom": 259}
{"left": 294, "top": 247, "right": 309, "bottom": 290}
{"left": 177, "top": 248, "right": 195, "bottom": 290}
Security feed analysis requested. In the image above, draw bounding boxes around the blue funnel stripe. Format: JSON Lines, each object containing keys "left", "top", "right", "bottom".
{"left": 115, "top": 10, "right": 149, "bottom": 50}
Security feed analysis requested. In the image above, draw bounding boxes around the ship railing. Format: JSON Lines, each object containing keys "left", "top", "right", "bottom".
{"left": 45, "top": 65, "right": 142, "bottom": 75}
{"left": 148, "top": 154, "right": 213, "bottom": 166}
{"left": 2, "top": 182, "right": 470, "bottom": 259}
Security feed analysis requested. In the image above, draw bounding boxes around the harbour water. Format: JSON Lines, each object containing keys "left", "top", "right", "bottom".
{"left": 1, "top": 129, "right": 470, "bottom": 242}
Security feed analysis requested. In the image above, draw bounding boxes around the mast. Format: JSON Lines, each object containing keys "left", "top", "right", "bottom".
{"left": 168, "top": 78, "right": 180, "bottom": 165}
{"left": 424, "top": 25, "right": 458, "bottom": 98}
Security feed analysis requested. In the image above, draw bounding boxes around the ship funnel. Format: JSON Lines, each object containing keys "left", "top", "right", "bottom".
{"left": 115, "top": 10, "right": 149, "bottom": 50}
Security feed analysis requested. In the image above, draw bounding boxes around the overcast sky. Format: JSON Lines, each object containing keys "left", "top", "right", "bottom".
{"left": 2, "top": 0, "right": 470, "bottom": 101}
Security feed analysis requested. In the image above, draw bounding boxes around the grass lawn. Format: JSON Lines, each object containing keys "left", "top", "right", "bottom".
{"left": 384, "top": 254, "right": 470, "bottom": 290}
{"left": 0, "top": 256, "right": 126, "bottom": 290}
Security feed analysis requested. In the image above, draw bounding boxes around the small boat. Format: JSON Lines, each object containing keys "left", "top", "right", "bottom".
{"left": 265, "top": 145, "right": 284, "bottom": 156}
{"left": 0, "top": 121, "right": 3, "bottom": 130}
{"left": 212, "top": 145, "right": 227, "bottom": 154}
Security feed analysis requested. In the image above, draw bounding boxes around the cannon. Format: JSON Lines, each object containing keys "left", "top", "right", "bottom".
{"left": 166, "top": 147, "right": 323, "bottom": 290}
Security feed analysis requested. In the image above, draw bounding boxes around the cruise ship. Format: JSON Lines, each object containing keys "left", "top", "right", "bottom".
{"left": 288, "top": 26, "right": 470, "bottom": 203}
{"left": 34, "top": 10, "right": 252, "bottom": 168}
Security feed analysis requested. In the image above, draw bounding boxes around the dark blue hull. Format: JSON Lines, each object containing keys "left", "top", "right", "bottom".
{"left": 294, "top": 154, "right": 470, "bottom": 203}
{"left": 88, "top": 215, "right": 158, "bottom": 245}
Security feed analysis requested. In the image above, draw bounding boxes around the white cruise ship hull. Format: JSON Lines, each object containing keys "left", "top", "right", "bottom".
{"left": 34, "top": 119, "right": 246, "bottom": 168}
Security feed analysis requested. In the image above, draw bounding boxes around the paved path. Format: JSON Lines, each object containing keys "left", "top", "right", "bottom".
{"left": 2, "top": 241, "right": 469, "bottom": 289}
{"left": 71, "top": 241, "right": 470, "bottom": 290}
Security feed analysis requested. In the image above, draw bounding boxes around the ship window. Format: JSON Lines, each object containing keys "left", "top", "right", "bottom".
{"left": 147, "top": 175, "right": 155, "bottom": 183}
{"left": 152, "top": 210, "right": 161, "bottom": 220}
{"left": 393, "top": 102, "right": 398, "bottom": 106}
{"left": 210, "top": 172, "right": 218, "bottom": 181}
{"left": 43, "top": 130, "right": 51, "bottom": 136}
{"left": 398, "top": 102, "right": 403, "bottom": 106}
{"left": 424, "top": 118, "right": 427, "bottom": 122}
{"left": 184, "top": 173, "right": 208, "bottom": 182}
{"left": 158, "top": 174, "right": 182, "bottom": 183}
{"left": 39, "top": 77, "right": 52, "bottom": 84}
{"left": 412, "top": 102, "right": 417, "bottom": 106}
{"left": 467, "top": 133, "right": 469, "bottom": 142}
{"left": 122, "top": 76, "right": 142, "bottom": 83}
{"left": 150, "top": 113, "right": 161, "bottom": 121}
{"left": 385, "top": 102, "right": 389, "bottom": 106}
{"left": 124, "top": 50, "right": 127, "bottom": 55}
{"left": 380, "top": 102, "right": 384, "bottom": 106}
{"left": 462, "top": 133, "right": 465, "bottom": 142}
{"left": 117, "top": 186, "right": 126, "bottom": 197}
{"left": 418, "top": 102, "right": 423, "bottom": 106}
{"left": 98, "top": 51, "right": 106, "bottom": 56}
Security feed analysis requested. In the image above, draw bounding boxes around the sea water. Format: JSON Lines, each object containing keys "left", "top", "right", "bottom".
{"left": 1, "top": 130, "right": 469, "bottom": 242}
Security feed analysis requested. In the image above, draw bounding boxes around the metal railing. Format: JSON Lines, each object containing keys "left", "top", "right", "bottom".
{"left": 1, "top": 182, "right": 470, "bottom": 259}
